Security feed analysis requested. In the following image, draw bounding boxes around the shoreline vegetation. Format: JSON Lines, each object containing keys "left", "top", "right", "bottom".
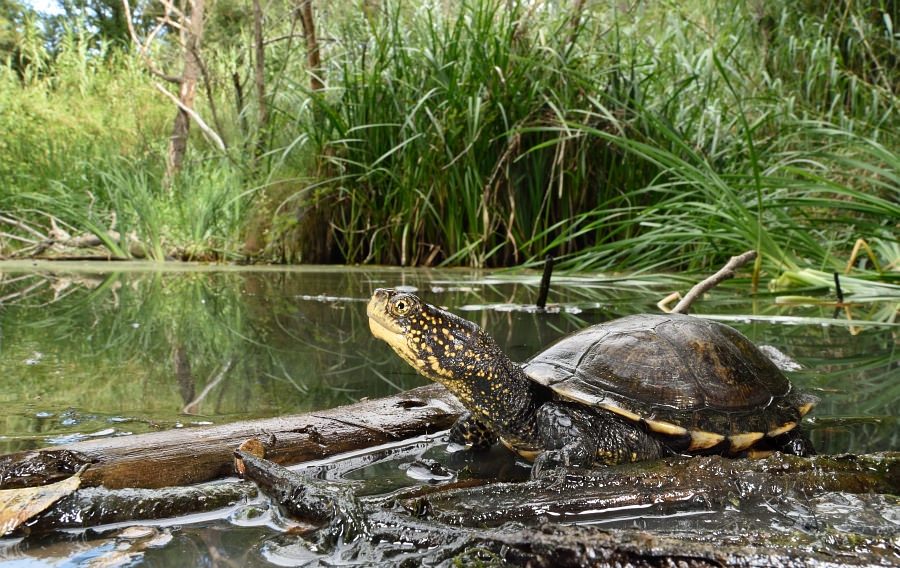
{"left": 0, "top": 0, "right": 897, "bottom": 278}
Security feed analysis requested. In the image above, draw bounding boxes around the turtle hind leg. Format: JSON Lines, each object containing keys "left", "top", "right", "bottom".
{"left": 449, "top": 412, "right": 498, "bottom": 449}
{"left": 532, "top": 403, "right": 668, "bottom": 478}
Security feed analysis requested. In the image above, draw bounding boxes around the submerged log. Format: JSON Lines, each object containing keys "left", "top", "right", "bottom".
{"left": 414, "top": 451, "right": 899, "bottom": 526}
{"left": 24, "top": 482, "right": 257, "bottom": 534}
{"left": 238, "top": 449, "right": 900, "bottom": 567}
{"left": 0, "top": 384, "right": 463, "bottom": 490}
{"left": 356, "top": 516, "right": 900, "bottom": 567}
{"left": 9, "top": 436, "right": 898, "bottom": 566}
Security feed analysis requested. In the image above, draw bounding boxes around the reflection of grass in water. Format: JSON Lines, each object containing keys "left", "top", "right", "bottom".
{"left": 0, "top": 267, "right": 894, "bottom": 455}
{"left": 0, "top": 269, "right": 425, "bottom": 451}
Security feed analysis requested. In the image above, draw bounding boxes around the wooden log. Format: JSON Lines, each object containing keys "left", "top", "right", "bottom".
{"left": 416, "top": 451, "right": 900, "bottom": 526}
{"left": 0, "top": 384, "right": 463, "bottom": 490}
{"left": 25, "top": 482, "right": 258, "bottom": 534}
{"left": 236, "top": 449, "right": 900, "bottom": 567}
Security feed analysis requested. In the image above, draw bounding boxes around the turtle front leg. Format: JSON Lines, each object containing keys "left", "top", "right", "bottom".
{"left": 531, "top": 403, "right": 667, "bottom": 478}
{"left": 448, "top": 412, "right": 498, "bottom": 450}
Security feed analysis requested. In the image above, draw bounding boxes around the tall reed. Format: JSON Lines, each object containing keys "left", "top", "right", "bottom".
{"left": 275, "top": 0, "right": 897, "bottom": 272}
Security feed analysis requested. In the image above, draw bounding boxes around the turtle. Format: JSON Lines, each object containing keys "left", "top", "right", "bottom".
{"left": 367, "top": 288, "right": 818, "bottom": 475}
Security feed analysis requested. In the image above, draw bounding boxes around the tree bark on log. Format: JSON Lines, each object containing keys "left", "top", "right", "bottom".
{"left": 238, "top": 449, "right": 900, "bottom": 567}
{"left": 416, "top": 451, "right": 899, "bottom": 526}
{"left": 0, "top": 384, "right": 463, "bottom": 490}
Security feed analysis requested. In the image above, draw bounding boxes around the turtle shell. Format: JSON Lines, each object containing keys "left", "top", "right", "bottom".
{"left": 523, "top": 313, "right": 816, "bottom": 453}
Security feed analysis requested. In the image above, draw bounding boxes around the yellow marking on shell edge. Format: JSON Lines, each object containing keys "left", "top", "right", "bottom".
{"left": 728, "top": 431, "right": 764, "bottom": 452}
{"left": 798, "top": 403, "right": 814, "bottom": 417}
{"left": 767, "top": 421, "right": 797, "bottom": 437}
{"left": 516, "top": 448, "right": 541, "bottom": 461}
{"left": 644, "top": 419, "right": 688, "bottom": 437}
{"left": 601, "top": 404, "right": 641, "bottom": 422}
{"left": 553, "top": 385, "right": 643, "bottom": 424}
{"left": 688, "top": 430, "right": 725, "bottom": 451}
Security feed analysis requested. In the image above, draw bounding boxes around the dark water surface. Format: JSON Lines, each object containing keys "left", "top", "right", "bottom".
{"left": 0, "top": 261, "right": 897, "bottom": 565}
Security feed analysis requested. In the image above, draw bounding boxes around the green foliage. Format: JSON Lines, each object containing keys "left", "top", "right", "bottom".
{"left": 275, "top": 0, "right": 897, "bottom": 272}
{"left": 0, "top": 0, "right": 30, "bottom": 67}
{"left": 0, "top": 20, "right": 251, "bottom": 261}
{"left": 0, "top": 0, "right": 896, "bottom": 273}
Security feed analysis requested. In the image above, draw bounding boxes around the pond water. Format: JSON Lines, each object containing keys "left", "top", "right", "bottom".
{"left": 0, "top": 261, "right": 897, "bottom": 566}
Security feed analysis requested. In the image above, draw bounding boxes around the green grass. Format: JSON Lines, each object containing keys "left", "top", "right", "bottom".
{"left": 0, "top": 25, "right": 252, "bottom": 261}
{"left": 271, "top": 0, "right": 897, "bottom": 275}
{"left": 0, "top": 0, "right": 896, "bottom": 276}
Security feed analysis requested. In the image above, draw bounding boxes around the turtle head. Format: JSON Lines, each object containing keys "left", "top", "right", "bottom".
{"left": 367, "top": 288, "right": 499, "bottom": 403}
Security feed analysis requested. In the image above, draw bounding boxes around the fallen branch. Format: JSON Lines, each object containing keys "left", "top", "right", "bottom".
{"left": 24, "top": 481, "right": 257, "bottom": 534}
{"left": 0, "top": 384, "right": 464, "bottom": 490}
{"left": 660, "top": 250, "right": 758, "bottom": 314}
{"left": 420, "top": 451, "right": 899, "bottom": 526}
{"left": 153, "top": 82, "right": 226, "bottom": 151}
{"left": 0, "top": 213, "right": 148, "bottom": 260}
{"left": 0, "top": 215, "right": 46, "bottom": 240}
{"left": 238, "top": 448, "right": 900, "bottom": 567}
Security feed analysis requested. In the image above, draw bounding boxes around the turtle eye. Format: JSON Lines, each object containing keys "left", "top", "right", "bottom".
{"left": 391, "top": 295, "right": 413, "bottom": 316}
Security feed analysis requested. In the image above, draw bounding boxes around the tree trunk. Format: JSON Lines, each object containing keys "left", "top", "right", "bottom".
{"left": 0, "top": 384, "right": 463, "bottom": 490}
{"left": 166, "top": 0, "right": 207, "bottom": 178}
{"left": 298, "top": 0, "right": 324, "bottom": 91}
{"left": 252, "top": 0, "right": 268, "bottom": 159}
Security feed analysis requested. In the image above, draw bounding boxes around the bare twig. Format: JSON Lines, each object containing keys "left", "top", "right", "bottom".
{"left": 153, "top": 82, "right": 226, "bottom": 151}
{"left": 0, "top": 232, "right": 38, "bottom": 245}
{"left": 666, "top": 250, "right": 758, "bottom": 314}
{"left": 121, "top": 0, "right": 182, "bottom": 83}
{"left": 845, "top": 238, "right": 882, "bottom": 274}
{"left": 656, "top": 291, "right": 682, "bottom": 313}
{"left": 0, "top": 215, "right": 46, "bottom": 240}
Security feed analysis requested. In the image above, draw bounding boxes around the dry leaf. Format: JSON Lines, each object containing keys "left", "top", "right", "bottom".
{"left": 0, "top": 469, "right": 83, "bottom": 535}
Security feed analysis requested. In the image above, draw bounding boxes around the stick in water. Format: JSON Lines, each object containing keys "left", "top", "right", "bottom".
{"left": 535, "top": 255, "right": 554, "bottom": 309}
{"left": 670, "top": 250, "right": 757, "bottom": 314}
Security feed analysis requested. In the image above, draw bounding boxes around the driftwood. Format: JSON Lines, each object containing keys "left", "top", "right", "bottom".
{"left": 0, "top": 214, "right": 148, "bottom": 260}
{"left": 238, "top": 449, "right": 900, "bottom": 567}
{"left": 3, "top": 384, "right": 897, "bottom": 566}
{"left": 19, "top": 481, "right": 257, "bottom": 535}
{"left": 418, "top": 451, "right": 899, "bottom": 526}
{"left": 0, "top": 384, "right": 464, "bottom": 490}
{"left": 659, "top": 250, "right": 758, "bottom": 313}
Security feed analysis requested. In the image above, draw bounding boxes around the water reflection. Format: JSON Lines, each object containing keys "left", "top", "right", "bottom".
{"left": 0, "top": 261, "right": 897, "bottom": 566}
{"left": 0, "top": 262, "right": 896, "bottom": 456}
